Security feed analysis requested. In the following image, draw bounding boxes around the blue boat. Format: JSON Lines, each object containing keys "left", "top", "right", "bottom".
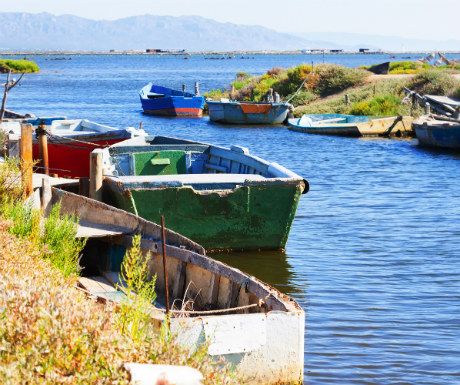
{"left": 139, "top": 84, "right": 205, "bottom": 117}
{"left": 413, "top": 116, "right": 460, "bottom": 149}
{"left": 207, "top": 100, "right": 291, "bottom": 124}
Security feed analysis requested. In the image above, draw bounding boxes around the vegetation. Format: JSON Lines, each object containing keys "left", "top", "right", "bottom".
{"left": 360, "top": 61, "right": 460, "bottom": 74}
{"left": 0, "top": 58, "right": 39, "bottom": 73}
{"left": 406, "top": 69, "right": 458, "bottom": 95}
{"left": 0, "top": 158, "right": 239, "bottom": 384}
{"left": 206, "top": 63, "right": 369, "bottom": 105}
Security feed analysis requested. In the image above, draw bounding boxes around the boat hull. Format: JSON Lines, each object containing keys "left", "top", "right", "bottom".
{"left": 139, "top": 84, "right": 205, "bottom": 117}
{"left": 141, "top": 96, "right": 205, "bottom": 117}
{"left": 288, "top": 114, "right": 413, "bottom": 137}
{"left": 36, "top": 130, "right": 132, "bottom": 177}
{"left": 103, "top": 180, "right": 304, "bottom": 251}
{"left": 413, "top": 119, "right": 460, "bottom": 149}
{"left": 51, "top": 188, "right": 305, "bottom": 384}
{"left": 207, "top": 101, "right": 290, "bottom": 124}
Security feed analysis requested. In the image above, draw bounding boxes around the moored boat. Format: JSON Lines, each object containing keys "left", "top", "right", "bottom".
{"left": 207, "top": 99, "right": 291, "bottom": 124}
{"left": 98, "top": 135, "right": 308, "bottom": 251}
{"left": 412, "top": 115, "right": 460, "bottom": 149}
{"left": 1, "top": 117, "right": 146, "bottom": 178}
{"left": 288, "top": 114, "right": 413, "bottom": 137}
{"left": 139, "top": 84, "right": 205, "bottom": 117}
{"left": 47, "top": 187, "right": 305, "bottom": 384}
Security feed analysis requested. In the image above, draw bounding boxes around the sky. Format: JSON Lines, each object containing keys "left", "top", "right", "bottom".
{"left": 2, "top": 0, "right": 459, "bottom": 42}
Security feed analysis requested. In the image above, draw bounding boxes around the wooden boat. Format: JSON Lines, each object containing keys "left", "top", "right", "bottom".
{"left": 207, "top": 99, "right": 291, "bottom": 124}
{"left": 287, "top": 114, "right": 413, "bottom": 137}
{"left": 99, "top": 135, "right": 308, "bottom": 251}
{"left": 139, "top": 84, "right": 205, "bottom": 117}
{"left": 367, "top": 61, "right": 390, "bottom": 75}
{"left": 1, "top": 117, "right": 146, "bottom": 178}
{"left": 46, "top": 187, "right": 305, "bottom": 384}
{"left": 412, "top": 115, "right": 460, "bottom": 149}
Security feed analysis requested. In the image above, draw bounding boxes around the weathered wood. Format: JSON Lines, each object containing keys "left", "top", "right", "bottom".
{"left": 89, "top": 149, "right": 103, "bottom": 201}
{"left": 20, "top": 123, "right": 33, "bottom": 198}
{"left": 37, "top": 122, "right": 49, "bottom": 175}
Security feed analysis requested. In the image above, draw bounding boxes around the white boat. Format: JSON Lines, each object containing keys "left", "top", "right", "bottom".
{"left": 46, "top": 187, "right": 305, "bottom": 384}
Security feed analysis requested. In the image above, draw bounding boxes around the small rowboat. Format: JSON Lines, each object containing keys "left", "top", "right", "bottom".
{"left": 46, "top": 187, "right": 305, "bottom": 384}
{"left": 139, "top": 84, "right": 205, "bottom": 117}
{"left": 288, "top": 114, "right": 413, "bottom": 137}
{"left": 1, "top": 117, "right": 145, "bottom": 178}
{"left": 413, "top": 115, "right": 460, "bottom": 149}
{"left": 207, "top": 100, "right": 291, "bottom": 124}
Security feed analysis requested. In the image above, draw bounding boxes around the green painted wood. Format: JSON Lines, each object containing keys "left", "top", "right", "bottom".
{"left": 133, "top": 150, "right": 186, "bottom": 176}
{"left": 104, "top": 182, "right": 304, "bottom": 251}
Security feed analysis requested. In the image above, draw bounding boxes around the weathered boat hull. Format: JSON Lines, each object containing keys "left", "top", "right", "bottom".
{"left": 140, "top": 84, "right": 205, "bottom": 117}
{"left": 2, "top": 118, "right": 145, "bottom": 178}
{"left": 413, "top": 117, "right": 460, "bottom": 149}
{"left": 103, "top": 179, "right": 304, "bottom": 251}
{"left": 100, "top": 136, "right": 308, "bottom": 251}
{"left": 288, "top": 114, "right": 413, "bottom": 137}
{"left": 49, "top": 188, "right": 305, "bottom": 384}
{"left": 207, "top": 100, "right": 291, "bottom": 124}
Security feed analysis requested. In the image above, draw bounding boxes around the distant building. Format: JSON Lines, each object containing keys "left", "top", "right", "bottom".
{"left": 359, "top": 48, "right": 370, "bottom": 53}
{"left": 330, "top": 49, "right": 343, "bottom": 53}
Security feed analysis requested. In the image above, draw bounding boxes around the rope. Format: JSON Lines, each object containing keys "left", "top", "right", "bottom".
{"left": 233, "top": 276, "right": 250, "bottom": 308}
{"left": 285, "top": 77, "right": 308, "bottom": 103}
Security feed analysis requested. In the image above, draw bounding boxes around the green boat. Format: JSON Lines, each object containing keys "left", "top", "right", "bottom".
{"left": 100, "top": 136, "right": 308, "bottom": 251}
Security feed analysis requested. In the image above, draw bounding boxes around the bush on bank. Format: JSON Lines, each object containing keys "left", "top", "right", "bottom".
{"left": 0, "top": 58, "right": 39, "bottom": 73}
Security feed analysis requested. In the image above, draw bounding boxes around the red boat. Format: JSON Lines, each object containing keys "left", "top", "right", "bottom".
{"left": 2, "top": 118, "right": 146, "bottom": 178}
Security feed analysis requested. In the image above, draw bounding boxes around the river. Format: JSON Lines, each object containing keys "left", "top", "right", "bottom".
{"left": 4, "top": 53, "right": 460, "bottom": 384}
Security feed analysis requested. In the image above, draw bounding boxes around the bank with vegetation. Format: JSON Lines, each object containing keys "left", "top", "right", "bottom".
{"left": 0, "top": 158, "right": 238, "bottom": 384}
{"left": 0, "top": 58, "right": 39, "bottom": 73}
{"left": 206, "top": 62, "right": 460, "bottom": 118}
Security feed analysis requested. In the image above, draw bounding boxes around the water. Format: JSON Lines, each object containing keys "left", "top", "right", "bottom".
{"left": 4, "top": 54, "right": 460, "bottom": 384}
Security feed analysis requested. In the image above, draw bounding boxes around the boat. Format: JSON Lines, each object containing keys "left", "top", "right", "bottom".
{"left": 287, "top": 114, "right": 413, "bottom": 137}
{"left": 1, "top": 117, "right": 146, "bottom": 178}
{"left": 412, "top": 115, "right": 460, "bottom": 149}
{"left": 139, "top": 84, "right": 205, "bottom": 117}
{"left": 366, "top": 61, "right": 390, "bottom": 75}
{"left": 207, "top": 99, "right": 291, "bottom": 124}
{"left": 45, "top": 187, "right": 305, "bottom": 384}
{"left": 98, "top": 135, "right": 308, "bottom": 251}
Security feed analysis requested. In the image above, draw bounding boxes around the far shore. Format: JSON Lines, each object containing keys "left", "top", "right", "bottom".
{"left": 1, "top": 50, "right": 459, "bottom": 56}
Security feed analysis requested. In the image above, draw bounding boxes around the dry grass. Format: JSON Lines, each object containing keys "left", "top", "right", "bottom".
{"left": 0, "top": 218, "right": 239, "bottom": 384}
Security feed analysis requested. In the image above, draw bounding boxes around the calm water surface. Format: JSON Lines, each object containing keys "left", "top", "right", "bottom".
{"left": 5, "top": 54, "right": 460, "bottom": 384}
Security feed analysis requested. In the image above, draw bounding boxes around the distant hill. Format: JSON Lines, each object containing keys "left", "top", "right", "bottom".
{"left": 0, "top": 12, "right": 311, "bottom": 51}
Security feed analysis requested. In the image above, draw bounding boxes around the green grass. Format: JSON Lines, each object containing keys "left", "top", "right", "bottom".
{"left": 0, "top": 58, "right": 39, "bottom": 73}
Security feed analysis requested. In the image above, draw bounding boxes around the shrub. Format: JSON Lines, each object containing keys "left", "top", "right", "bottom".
{"left": 313, "top": 63, "right": 368, "bottom": 96}
{"left": 289, "top": 90, "right": 318, "bottom": 107}
{"left": 407, "top": 69, "right": 457, "bottom": 95}
{"left": 0, "top": 58, "right": 39, "bottom": 73}
{"left": 388, "top": 61, "right": 430, "bottom": 74}
{"left": 349, "top": 95, "right": 402, "bottom": 116}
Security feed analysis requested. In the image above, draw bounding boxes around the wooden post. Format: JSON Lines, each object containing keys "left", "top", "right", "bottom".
{"left": 20, "top": 123, "right": 33, "bottom": 198}
{"left": 195, "top": 81, "right": 200, "bottom": 96}
{"left": 89, "top": 149, "right": 103, "bottom": 201}
{"left": 373, "top": 84, "right": 376, "bottom": 96}
{"left": 161, "top": 216, "right": 170, "bottom": 316}
{"left": 182, "top": 84, "right": 186, "bottom": 93}
{"left": 37, "top": 121, "right": 49, "bottom": 175}
{"left": 425, "top": 102, "right": 431, "bottom": 115}
{"left": 345, "top": 94, "right": 350, "bottom": 105}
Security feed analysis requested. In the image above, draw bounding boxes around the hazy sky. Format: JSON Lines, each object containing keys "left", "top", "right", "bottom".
{"left": 3, "top": 0, "right": 459, "bottom": 41}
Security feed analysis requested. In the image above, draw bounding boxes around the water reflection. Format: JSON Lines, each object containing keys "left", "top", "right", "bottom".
{"left": 211, "top": 250, "right": 306, "bottom": 296}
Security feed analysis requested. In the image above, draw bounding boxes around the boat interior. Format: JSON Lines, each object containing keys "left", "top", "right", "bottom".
{"left": 106, "top": 135, "right": 301, "bottom": 189}
{"left": 78, "top": 234, "right": 294, "bottom": 317}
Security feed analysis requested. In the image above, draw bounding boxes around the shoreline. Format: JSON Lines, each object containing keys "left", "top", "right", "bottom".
{"left": 1, "top": 50, "right": 459, "bottom": 56}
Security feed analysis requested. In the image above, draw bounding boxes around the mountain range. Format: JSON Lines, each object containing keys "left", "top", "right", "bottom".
{"left": 0, "top": 12, "right": 458, "bottom": 52}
